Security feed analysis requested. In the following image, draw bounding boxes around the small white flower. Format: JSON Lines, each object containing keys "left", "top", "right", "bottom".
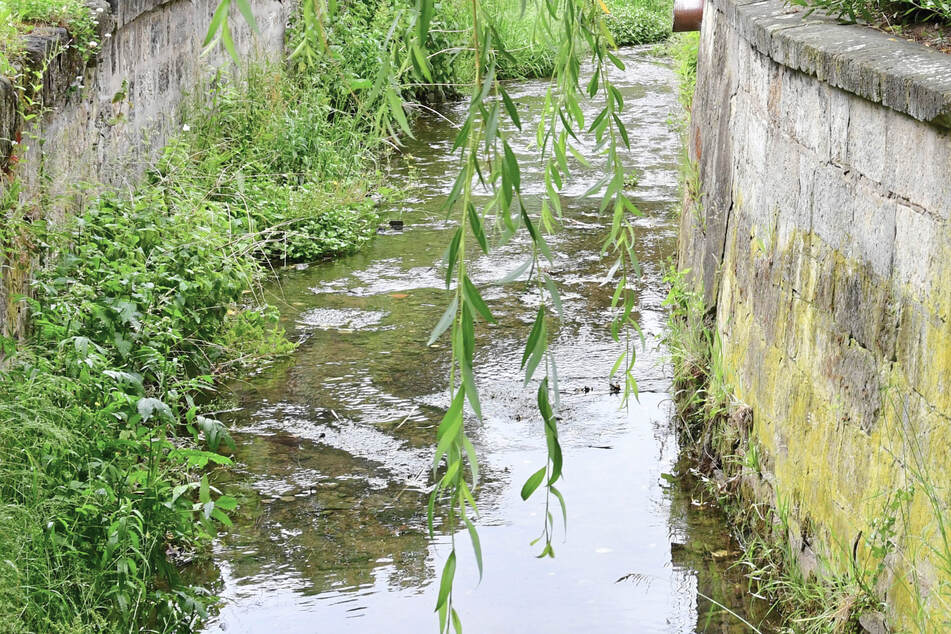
{"left": 89, "top": 40, "right": 98, "bottom": 47}
{"left": 104, "top": 33, "right": 111, "bottom": 38}
{"left": 182, "top": 124, "right": 191, "bottom": 132}
{"left": 11, "top": 140, "right": 18, "bottom": 146}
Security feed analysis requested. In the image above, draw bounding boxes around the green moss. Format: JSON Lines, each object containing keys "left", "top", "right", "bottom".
{"left": 705, "top": 223, "right": 951, "bottom": 630}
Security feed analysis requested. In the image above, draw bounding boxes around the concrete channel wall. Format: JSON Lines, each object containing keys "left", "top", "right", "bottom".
{"left": 681, "top": 0, "right": 951, "bottom": 626}
{"left": 0, "top": 0, "right": 290, "bottom": 336}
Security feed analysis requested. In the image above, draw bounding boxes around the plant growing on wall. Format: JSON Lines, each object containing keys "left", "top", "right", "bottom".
{"left": 209, "top": 0, "right": 646, "bottom": 630}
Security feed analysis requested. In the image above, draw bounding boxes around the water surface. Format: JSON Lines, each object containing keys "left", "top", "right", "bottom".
{"left": 202, "top": 47, "right": 770, "bottom": 633}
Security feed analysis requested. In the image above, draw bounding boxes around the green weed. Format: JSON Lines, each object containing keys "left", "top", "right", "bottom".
{"left": 0, "top": 0, "right": 99, "bottom": 86}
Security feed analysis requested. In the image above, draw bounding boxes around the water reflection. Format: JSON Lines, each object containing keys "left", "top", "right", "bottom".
{"left": 200, "top": 46, "right": 773, "bottom": 633}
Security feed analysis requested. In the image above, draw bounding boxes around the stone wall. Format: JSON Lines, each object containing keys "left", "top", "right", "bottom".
{"left": 681, "top": 0, "right": 951, "bottom": 626}
{"left": 0, "top": 0, "right": 290, "bottom": 336}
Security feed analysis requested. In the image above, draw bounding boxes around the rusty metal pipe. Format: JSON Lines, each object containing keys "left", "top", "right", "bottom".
{"left": 672, "top": 0, "right": 703, "bottom": 32}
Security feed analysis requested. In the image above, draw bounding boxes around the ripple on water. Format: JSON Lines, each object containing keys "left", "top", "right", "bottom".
{"left": 296, "top": 307, "right": 388, "bottom": 330}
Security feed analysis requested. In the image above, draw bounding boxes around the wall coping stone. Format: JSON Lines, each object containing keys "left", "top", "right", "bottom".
{"left": 716, "top": 0, "right": 951, "bottom": 127}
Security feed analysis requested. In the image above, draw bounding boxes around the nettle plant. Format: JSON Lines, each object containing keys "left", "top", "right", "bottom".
{"left": 210, "top": 0, "right": 645, "bottom": 630}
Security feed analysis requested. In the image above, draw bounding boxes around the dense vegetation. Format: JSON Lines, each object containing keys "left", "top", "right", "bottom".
{"left": 0, "top": 0, "right": 99, "bottom": 81}
{"left": 0, "top": 0, "right": 674, "bottom": 631}
{"left": 793, "top": 0, "right": 951, "bottom": 26}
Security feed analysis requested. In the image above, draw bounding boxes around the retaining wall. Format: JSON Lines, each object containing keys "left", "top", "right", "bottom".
{"left": 0, "top": 0, "right": 290, "bottom": 336}
{"left": 681, "top": 0, "right": 951, "bottom": 627}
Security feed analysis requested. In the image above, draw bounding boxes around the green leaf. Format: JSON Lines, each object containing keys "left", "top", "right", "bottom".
{"left": 433, "top": 389, "right": 465, "bottom": 470}
{"left": 521, "top": 306, "right": 545, "bottom": 369}
{"left": 568, "top": 144, "right": 591, "bottom": 168}
{"left": 520, "top": 207, "right": 553, "bottom": 262}
{"left": 386, "top": 88, "right": 413, "bottom": 138}
{"left": 496, "top": 258, "right": 533, "bottom": 284}
{"left": 550, "top": 484, "right": 568, "bottom": 532}
{"left": 544, "top": 275, "right": 563, "bottom": 318}
{"left": 538, "top": 379, "right": 562, "bottom": 483}
{"left": 445, "top": 167, "right": 467, "bottom": 211}
{"left": 452, "top": 118, "right": 472, "bottom": 151}
{"left": 215, "top": 495, "right": 238, "bottom": 511}
{"left": 522, "top": 322, "right": 547, "bottom": 385}
{"left": 484, "top": 102, "right": 500, "bottom": 147}
{"left": 606, "top": 50, "right": 626, "bottom": 70}
{"left": 199, "top": 475, "right": 210, "bottom": 504}
{"left": 445, "top": 227, "right": 462, "bottom": 288}
{"left": 500, "top": 86, "right": 522, "bottom": 130}
{"left": 233, "top": 0, "right": 259, "bottom": 35}
{"left": 462, "top": 276, "right": 495, "bottom": 324}
{"left": 467, "top": 203, "right": 488, "bottom": 254}
{"left": 502, "top": 143, "right": 520, "bottom": 191}
{"left": 137, "top": 397, "right": 172, "bottom": 423}
{"left": 460, "top": 306, "right": 482, "bottom": 419}
{"left": 461, "top": 433, "right": 479, "bottom": 486}
{"left": 520, "top": 467, "right": 546, "bottom": 500}
{"left": 411, "top": 42, "right": 433, "bottom": 82}
{"left": 204, "top": 0, "right": 230, "bottom": 48}
{"left": 418, "top": 0, "right": 435, "bottom": 42}
{"left": 463, "top": 514, "right": 483, "bottom": 581}
{"left": 613, "top": 113, "right": 630, "bottom": 149}
{"left": 221, "top": 25, "right": 239, "bottom": 64}
{"left": 211, "top": 508, "right": 233, "bottom": 526}
{"left": 435, "top": 550, "right": 457, "bottom": 611}
{"left": 428, "top": 300, "right": 459, "bottom": 345}
{"left": 427, "top": 489, "right": 438, "bottom": 538}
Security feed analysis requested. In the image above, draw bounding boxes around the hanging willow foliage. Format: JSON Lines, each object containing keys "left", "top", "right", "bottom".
{"left": 207, "top": 0, "right": 643, "bottom": 630}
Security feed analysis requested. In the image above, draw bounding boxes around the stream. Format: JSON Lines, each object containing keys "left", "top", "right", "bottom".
{"left": 201, "top": 47, "right": 771, "bottom": 633}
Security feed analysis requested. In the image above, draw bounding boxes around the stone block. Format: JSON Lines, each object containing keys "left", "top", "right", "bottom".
{"left": 883, "top": 109, "right": 951, "bottom": 221}
{"left": 849, "top": 180, "right": 895, "bottom": 279}
{"left": 811, "top": 163, "right": 852, "bottom": 252}
{"left": 845, "top": 97, "right": 888, "bottom": 184}
{"left": 893, "top": 204, "right": 937, "bottom": 297}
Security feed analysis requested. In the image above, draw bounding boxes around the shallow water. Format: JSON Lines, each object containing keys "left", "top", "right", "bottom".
{"left": 200, "top": 47, "right": 772, "bottom": 633}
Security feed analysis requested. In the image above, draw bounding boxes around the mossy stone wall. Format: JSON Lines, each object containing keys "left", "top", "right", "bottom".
{"left": 0, "top": 0, "right": 290, "bottom": 337}
{"left": 681, "top": 0, "right": 951, "bottom": 627}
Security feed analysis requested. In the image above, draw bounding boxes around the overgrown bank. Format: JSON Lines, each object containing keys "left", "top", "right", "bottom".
{"left": 0, "top": 44, "right": 384, "bottom": 634}
{"left": 0, "top": 0, "right": 676, "bottom": 631}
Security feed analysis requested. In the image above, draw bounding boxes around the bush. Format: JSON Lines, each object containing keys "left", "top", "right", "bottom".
{"left": 606, "top": 1, "right": 673, "bottom": 46}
